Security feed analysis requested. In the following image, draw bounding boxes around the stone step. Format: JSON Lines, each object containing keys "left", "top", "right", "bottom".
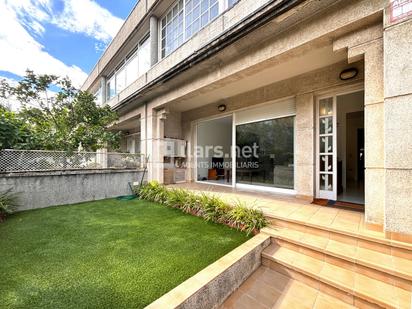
{"left": 266, "top": 215, "right": 412, "bottom": 252}
{"left": 261, "top": 226, "right": 412, "bottom": 283}
{"left": 262, "top": 243, "right": 412, "bottom": 309}
{"left": 220, "top": 265, "right": 357, "bottom": 309}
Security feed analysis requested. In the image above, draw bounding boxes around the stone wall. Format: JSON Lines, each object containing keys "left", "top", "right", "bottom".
{"left": 383, "top": 18, "right": 412, "bottom": 235}
{"left": 0, "top": 170, "right": 145, "bottom": 211}
{"left": 146, "top": 233, "right": 271, "bottom": 309}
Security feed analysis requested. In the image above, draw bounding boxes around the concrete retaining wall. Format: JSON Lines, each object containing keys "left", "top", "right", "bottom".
{"left": 0, "top": 169, "right": 145, "bottom": 211}
{"left": 146, "top": 233, "right": 271, "bottom": 309}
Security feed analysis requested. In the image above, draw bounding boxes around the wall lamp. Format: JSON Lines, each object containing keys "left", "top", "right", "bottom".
{"left": 339, "top": 68, "right": 358, "bottom": 81}
{"left": 218, "top": 104, "right": 227, "bottom": 112}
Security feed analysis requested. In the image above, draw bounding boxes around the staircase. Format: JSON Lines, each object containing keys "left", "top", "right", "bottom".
{"left": 222, "top": 213, "right": 412, "bottom": 309}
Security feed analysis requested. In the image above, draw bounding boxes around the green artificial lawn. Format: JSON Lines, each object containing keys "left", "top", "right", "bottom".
{"left": 0, "top": 199, "right": 250, "bottom": 309}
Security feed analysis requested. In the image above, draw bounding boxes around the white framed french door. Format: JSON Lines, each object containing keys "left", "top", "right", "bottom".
{"left": 316, "top": 96, "right": 337, "bottom": 200}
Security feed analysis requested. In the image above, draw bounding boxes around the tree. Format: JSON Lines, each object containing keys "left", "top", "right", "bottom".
{"left": 0, "top": 106, "right": 39, "bottom": 150}
{"left": 0, "top": 71, "right": 120, "bottom": 152}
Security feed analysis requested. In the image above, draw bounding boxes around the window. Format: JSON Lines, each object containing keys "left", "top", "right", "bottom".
{"left": 185, "top": 0, "right": 218, "bottom": 39}
{"left": 160, "top": 0, "right": 220, "bottom": 58}
{"left": 107, "top": 76, "right": 115, "bottom": 100}
{"left": 138, "top": 37, "right": 151, "bottom": 76}
{"left": 161, "top": 0, "right": 184, "bottom": 57}
{"left": 116, "top": 66, "right": 126, "bottom": 94}
{"left": 94, "top": 87, "right": 103, "bottom": 105}
{"left": 106, "top": 35, "right": 151, "bottom": 100}
{"left": 236, "top": 116, "right": 294, "bottom": 189}
{"left": 126, "top": 53, "right": 139, "bottom": 87}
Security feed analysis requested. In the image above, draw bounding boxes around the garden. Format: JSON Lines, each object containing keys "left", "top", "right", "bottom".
{"left": 0, "top": 183, "right": 267, "bottom": 308}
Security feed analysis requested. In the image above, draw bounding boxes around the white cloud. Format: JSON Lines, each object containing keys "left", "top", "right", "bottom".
{"left": 0, "top": 0, "right": 124, "bottom": 88}
{"left": 53, "top": 0, "right": 124, "bottom": 43}
{"left": 0, "top": 0, "right": 88, "bottom": 87}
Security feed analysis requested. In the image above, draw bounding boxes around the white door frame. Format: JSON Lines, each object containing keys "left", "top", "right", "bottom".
{"left": 315, "top": 85, "right": 364, "bottom": 201}
{"left": 316, "top": 95, "right": 337, "bottom": 200}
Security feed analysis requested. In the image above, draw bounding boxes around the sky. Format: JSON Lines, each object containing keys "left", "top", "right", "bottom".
{"left": 0, "top": 0, "right": 137, "bottom": 91}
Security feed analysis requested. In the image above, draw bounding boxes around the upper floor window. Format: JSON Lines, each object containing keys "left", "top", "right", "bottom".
{"left": 160, "top": 0, "right": 221, "bottom": 58}
{"left": 106, "top": 35, "right": 151, "bottom": 100}
{"left": 185, "top": 0, "right": 218, "bottom": 39}
{"left": 94, "top": 87, "right": 103, "bottom": 105}
{"left": 161, "top": 0, "right": 184, "bottom": 58}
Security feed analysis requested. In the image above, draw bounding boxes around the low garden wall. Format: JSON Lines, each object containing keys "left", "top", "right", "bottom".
{"left": 146, "top": 233, "right": 271, "bottom": 309}
{"left": 0, "top": 169, "right": 145, "bottom": 211}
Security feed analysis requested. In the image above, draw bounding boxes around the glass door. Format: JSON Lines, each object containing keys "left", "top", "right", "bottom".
{"left": 317, "top": 96, "right": 337, "bottom": 200}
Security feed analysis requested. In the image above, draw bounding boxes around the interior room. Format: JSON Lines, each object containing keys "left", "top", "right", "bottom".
{"left": 336, "top": 91, "right": 365, "bottom": 204}
{"left": 196, "top": 116, "right": 233, "bottom": 185}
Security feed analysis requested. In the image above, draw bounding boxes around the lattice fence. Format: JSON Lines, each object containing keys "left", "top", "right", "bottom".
{"left": 0, "top": 149, "right": 146, "bottom": 173}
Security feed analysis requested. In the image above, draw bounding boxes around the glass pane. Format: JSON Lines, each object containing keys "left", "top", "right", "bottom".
{"left": 320, "top": 174, "right": 327, "bottom": 190}
{"left": 319, "top": 97, "right": 333, "bottom": 116}
{"left": 319, "top": 155, "right": 333, "bottom": 172}
{"left": 196, "top": 116, "right": 233, "bottom": 185}
{"left": 201, "top": 0, "right": 208, "bottom": 12}
{"left": 162, "top": 2, "right": 183, "bottom": 57}
{"left": 327, "top": 174, "right": 333, "bottom": 191}
{"left": 210, "top": 3, "right": 218, "bottom": 19}
{"left": 320, "top": 136, "right": 332, "bottom": 154}
{"left": 201, "top": 12, "right": 208, "bottom": 27}
{"left": 126, "top": 54, "right": 139, "bottom": 86}
{"left": 138, "top": 38, "right": 151, "bottom": 76}
{"left": 236, "top": 116, "right": 294, "bottom": 189}
{"left": 94, "top": 87, "right": 102, "bottom": 105}
{"left": 115, "top": 67, "right": 126, "bottom": 94}
{"left": 320, "top": 117, "right": 333, "bottom": 134}
{"left": 107, "top": 77, "right": 115, "bottom": 99}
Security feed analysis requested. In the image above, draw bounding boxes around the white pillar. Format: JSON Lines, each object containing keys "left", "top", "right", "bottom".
{"left": 149, "top": 15, "right": 159, "bottom": 66}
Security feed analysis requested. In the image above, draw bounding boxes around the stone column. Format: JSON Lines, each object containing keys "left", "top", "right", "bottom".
{"left": 334, "top": 23, "right": 384, "bottom": 229}
{"left": 149, "top": 15, "right": 159, "bottom": 66}
{"left": 383, "top": 17, "right": 412, "bottom": 237}
{"left": 351, "top": 40, "right": 385, "bottom": 229}
{"left": 142, "top": 104, "right": 166, "bottom": 183}
{"left": 295, "top": 92, "right": 315, "bottom": 200}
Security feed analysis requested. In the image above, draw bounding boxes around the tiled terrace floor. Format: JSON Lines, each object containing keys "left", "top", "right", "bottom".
{"left": 168, "top": 182, "right": 412, "bottom": 250}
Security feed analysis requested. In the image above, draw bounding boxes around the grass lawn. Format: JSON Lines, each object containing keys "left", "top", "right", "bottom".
{"left": 0, "top": 199, "right": 250, "bottom": 309}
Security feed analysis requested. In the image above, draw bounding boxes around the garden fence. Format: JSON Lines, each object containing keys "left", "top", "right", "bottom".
{"left": 0, "top": 149, "right": 146, "bottom": 173}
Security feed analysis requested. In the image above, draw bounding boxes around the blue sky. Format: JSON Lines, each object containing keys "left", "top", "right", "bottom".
{"left": 0, "top": 0, "right": 137, "bottom": 88}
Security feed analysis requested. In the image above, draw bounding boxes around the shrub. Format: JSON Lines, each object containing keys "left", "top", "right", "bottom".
{"left": 0, "top": 189, "right": 19, "bottom": 222}
{"left": 227, "top": 200, "right": 267, "bottom": 235}
{"left": 134, "top": 182, "right": 267, "bottom": 235}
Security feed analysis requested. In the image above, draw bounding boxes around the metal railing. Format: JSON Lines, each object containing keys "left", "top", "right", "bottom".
{"left": 0, "top": 149, "right": 146, "bottom": 173}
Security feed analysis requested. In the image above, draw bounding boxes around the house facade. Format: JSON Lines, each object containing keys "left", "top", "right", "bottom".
{"left": 82, "top": 0, "right": 412, "bottom": 237}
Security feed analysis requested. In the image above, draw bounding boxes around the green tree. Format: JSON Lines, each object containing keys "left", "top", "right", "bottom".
{"left": 0, "top": 71, "right": 120, "bottom": 151}
{"left": 0, "top": 106, "right": 38, "bottom": 150}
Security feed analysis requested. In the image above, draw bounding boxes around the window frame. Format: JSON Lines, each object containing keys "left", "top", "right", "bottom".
{"left": 159, "top": 0, "right": 234, "bottom": 59}
{"left": 105, "top": 32, "right": 150, "bottom": 100}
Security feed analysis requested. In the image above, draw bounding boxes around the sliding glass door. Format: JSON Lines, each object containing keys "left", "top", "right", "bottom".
{"left": 235, "top": 116, "right": 294, "bottom": 189}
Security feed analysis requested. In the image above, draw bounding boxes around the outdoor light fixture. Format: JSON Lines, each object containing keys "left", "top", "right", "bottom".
{"left": 218, "top": 104, "right": 227, "bottom": 112}
{"left": 339, "top": 68, "right": 358, "bottom": 80}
